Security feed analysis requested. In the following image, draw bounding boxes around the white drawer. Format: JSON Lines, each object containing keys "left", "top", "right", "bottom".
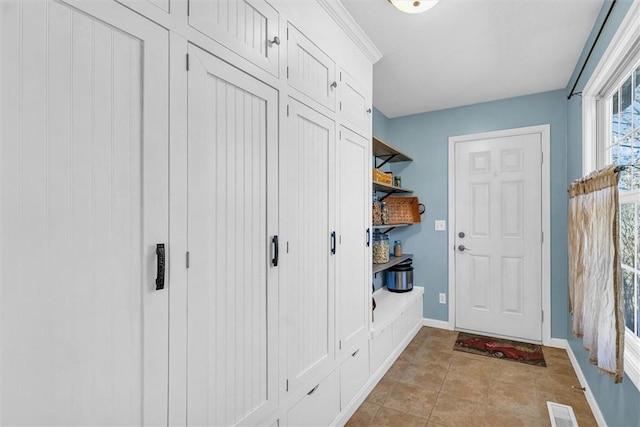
{"left": 340, "top": 343, "right": 370, "bottom": 409}
{"left": 409, "top": 296, "right": 423, "bottom": 329}
{"left": 287, "top": 370, "right": 339, "bottom": 427}
{"left": 370, "top": 325, "right": 393, "bottom": 374}
{"left": 393, "top": 310, "right": 409, "bottom": 348}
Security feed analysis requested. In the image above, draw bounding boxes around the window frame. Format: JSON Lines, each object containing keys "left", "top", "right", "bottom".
{"left": 582, "top": 0, "right": 640, "bottom": 391}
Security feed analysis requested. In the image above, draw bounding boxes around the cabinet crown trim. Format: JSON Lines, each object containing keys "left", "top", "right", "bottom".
{"left": 317, "top": 0, "right": 383, "bottom": 63}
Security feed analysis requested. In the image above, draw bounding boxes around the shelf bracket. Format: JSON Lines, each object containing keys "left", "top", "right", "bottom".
{"left": 378, "top": 226, "right": 397, "bottom": 234}
{"left": 378, "top": 192, "right": 392, "bottom": 201}
{"left": 376, "top": 154, "right": 397, "bottom": 169}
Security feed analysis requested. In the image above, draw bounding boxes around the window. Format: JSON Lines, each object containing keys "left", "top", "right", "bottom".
{"left": 607, "top": 64, "right": 640, "bottom": 337}
{"left": 582, "top": 1, "right": 640, "bottom": 390}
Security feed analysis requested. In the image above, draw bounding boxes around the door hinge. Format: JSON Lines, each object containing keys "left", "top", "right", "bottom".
{"left": 541, "top": 231, "right": 544, "bottom": 243}
{"left": 186, "top": 54, "right": 190, "bottom": 71}
{"left": 186, "top": 251, "right": 190, "bottom": 269}
{"left": 286, "top": 379, "right": 289, "bottom": 392}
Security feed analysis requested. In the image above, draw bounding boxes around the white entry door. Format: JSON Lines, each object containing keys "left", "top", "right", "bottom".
{"left": 454, "top": 131, "right": 542, "bottom": 342}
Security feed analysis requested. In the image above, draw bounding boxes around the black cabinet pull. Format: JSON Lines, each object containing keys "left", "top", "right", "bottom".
{"left": 331, "top": 231, "right": 336, "bottom": 255}
{"left": 272, "top": 235, "right": 279, "bottom": 267}
{"left": 155, "top": 243, "right": 165, "bottom": 290}
{"left": 307, "top": 384, "right": 320, "bottom": 395}
{"left": 366, "top": 228, "right": 370, "bottom": 247}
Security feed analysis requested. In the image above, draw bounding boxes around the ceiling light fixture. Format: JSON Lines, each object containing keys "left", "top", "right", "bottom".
{"left": 388, "top": 0, "right": 440, "bottom": 14}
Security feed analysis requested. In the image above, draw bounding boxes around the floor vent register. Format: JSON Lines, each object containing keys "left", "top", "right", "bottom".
{"left": 547, "top": 401, "right": 579, "bottom": 427}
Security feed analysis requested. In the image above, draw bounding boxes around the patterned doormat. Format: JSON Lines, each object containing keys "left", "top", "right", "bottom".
{"left": 454, "top": 331, "right": 546, "bottom": 367}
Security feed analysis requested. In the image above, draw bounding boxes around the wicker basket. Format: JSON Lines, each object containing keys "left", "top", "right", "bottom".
{"left": 372, "top": 169, "right": 393, "bottom": 185}
{"left": 384, "top": 196, "right": 424, "bottom": 224}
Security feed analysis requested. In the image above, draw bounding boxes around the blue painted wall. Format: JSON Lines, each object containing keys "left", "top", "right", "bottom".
{"left": 564, "top": 0, "right": 640, "bottom": 425}
{"left": 376, "top": 91, "right": 568, "bottom": 336}
{"left": 372, "top": 1, "right": 640, "bottom": 425}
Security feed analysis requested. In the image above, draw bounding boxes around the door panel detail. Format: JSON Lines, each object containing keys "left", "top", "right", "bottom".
{"left": 471, "top": 183, "right": 490, "bottom": 237}
{"left": 501, "top": 256, "right": 524, "bottom": 315}
{"left": 501, "top": 181, "right": 524, "bottom": 238}
{"left": 470, "top": 255, "right": 491, "bottom": 311}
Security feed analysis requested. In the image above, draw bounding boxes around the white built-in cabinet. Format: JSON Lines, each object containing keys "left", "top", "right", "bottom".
{"left": 287, "top": 23, "right": 337, "bottom": 112}
{"left": 189, "top": 0, "right": 280, "bottom": 76}
{"left": 281, "top": 98, "right": 336, "bottom": 395}
{"left": 185, "top": 43, "right": 279, "bottom": 426}
{"left": 0, "top": 1, "right": 169, "bottom": 425}
{"left": 0, "top": 1, "right": 426, "bottom": 426}
{"left": 336, "top": 127, "right": 371, "bottom": 356}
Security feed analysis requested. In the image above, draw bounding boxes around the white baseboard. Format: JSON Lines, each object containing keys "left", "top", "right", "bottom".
{"left": 565, "top": 343, "right": 607, "bottom": 427}
{"left": 548, "top": 338, "right": 567, "bottom": 349}
{"left": 422, "top": 318, "right": 453, "bottom": 330}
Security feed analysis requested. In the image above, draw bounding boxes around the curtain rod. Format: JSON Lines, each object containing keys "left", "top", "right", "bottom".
{"left": 567, "top": 0, "right": 617, "bottom": 100}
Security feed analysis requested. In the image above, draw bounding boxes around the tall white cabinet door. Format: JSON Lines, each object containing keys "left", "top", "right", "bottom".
{"left": 281, "top": 98, "right": 336, "bottom": 394}
{"left": 0, "top": 1, "right": 169, "bottom": 425}
{"left": 336, "top": 127, "right": 370, "bottom": 356}
{"left": 338, "top": 69, "right": 370, "bottom": 136}
{"left": 287, "top": 24, "right": 336, "bottom": 112}
{"left": 186, "top": 44, "right": 279, "bottom": 426}
{"left": 189, "top": 0, "right": 280, "bottom": 76}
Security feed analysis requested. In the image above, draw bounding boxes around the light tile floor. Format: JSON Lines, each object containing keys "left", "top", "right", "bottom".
{"left": 347, "top": 327, "right": 597, "bottom": 427}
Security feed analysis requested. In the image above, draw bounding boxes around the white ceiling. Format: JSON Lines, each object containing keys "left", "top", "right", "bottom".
{"left": 342, "top": 0, "right": 605, "bottom": 118}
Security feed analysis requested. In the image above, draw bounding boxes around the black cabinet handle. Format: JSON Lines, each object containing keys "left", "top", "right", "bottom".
{"left": 331, "top": 231, "right": 336, "bottom": 255}
{"left": 272, "top": 235, "right": 279, "bottom": 267}
{"left": 366, "top": 228, "right": 370, "bottom": 247}
{"left": 307, "top": 384, "right": 320, "bottom": 395}
{"left": 155, "top": 243, "right": 165, "bottom": 290}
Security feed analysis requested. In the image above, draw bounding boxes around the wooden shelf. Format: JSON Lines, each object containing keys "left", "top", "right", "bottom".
{"left": 372, "top": 254, "right": 413, "bottom": 274}
{"left": 373, "top": 223, "right": 410, "bottom": 233}
{"left": 373, "top": 181, "right": 412, "bottom": 194}
{"left": 373, "top": 136, "right": 413, "bottom": 165}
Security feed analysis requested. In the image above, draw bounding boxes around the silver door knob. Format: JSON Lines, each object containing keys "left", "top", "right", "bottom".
{"left": 268, "top": 36, "right": 280, "bottom": 46}
{"left": 458, "top": 245, "right": 470, "bottom": 252}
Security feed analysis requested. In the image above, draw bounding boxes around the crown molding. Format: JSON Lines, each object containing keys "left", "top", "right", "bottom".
{"left": 316, "top": 0, "right": 383, "bottom": 64}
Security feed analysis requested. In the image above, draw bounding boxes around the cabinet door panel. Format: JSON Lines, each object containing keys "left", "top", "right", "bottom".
{"left": 339, "top": 69, "right": 369, "bottom": 136}
{"left": 0, "top": 1, "right": 169, "bottom": 425}
{"left": 336, "top": 128, "right": 370, "bottom": 356}
{"left": 189, "top": 0, "right": 279, "bottom": 76}
{"left": 287, "top": 24, "right": 336, "bottom": 112}
{"left": 281, "top": 99, "right": 335, "bottom": 394}
{"left": 186, "top": 43, "right": 279, "bottom": 426}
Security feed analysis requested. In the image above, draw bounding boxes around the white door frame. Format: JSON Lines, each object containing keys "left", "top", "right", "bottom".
{"left": 447, "top": 124, "right": 551, "bottom": 345}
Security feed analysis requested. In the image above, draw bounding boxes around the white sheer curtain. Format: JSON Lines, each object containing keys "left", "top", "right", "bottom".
{"left": 568, "top": 165, "right": 625, "bottom": 383}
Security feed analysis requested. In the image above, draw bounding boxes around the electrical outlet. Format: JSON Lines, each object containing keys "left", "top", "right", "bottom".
{"left": 435, "top": 220, "right": 446, "bottom": 231}
{"left": 439, "top": 293, "right": 446, "bottom": 304}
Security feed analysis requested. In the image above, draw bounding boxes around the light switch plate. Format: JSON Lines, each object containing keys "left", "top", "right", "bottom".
{"left": 435, "top": 220, "right": 446, "bottom": 231}
{"left": 439, "top": 293, "right": 446, "bottom": 304}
